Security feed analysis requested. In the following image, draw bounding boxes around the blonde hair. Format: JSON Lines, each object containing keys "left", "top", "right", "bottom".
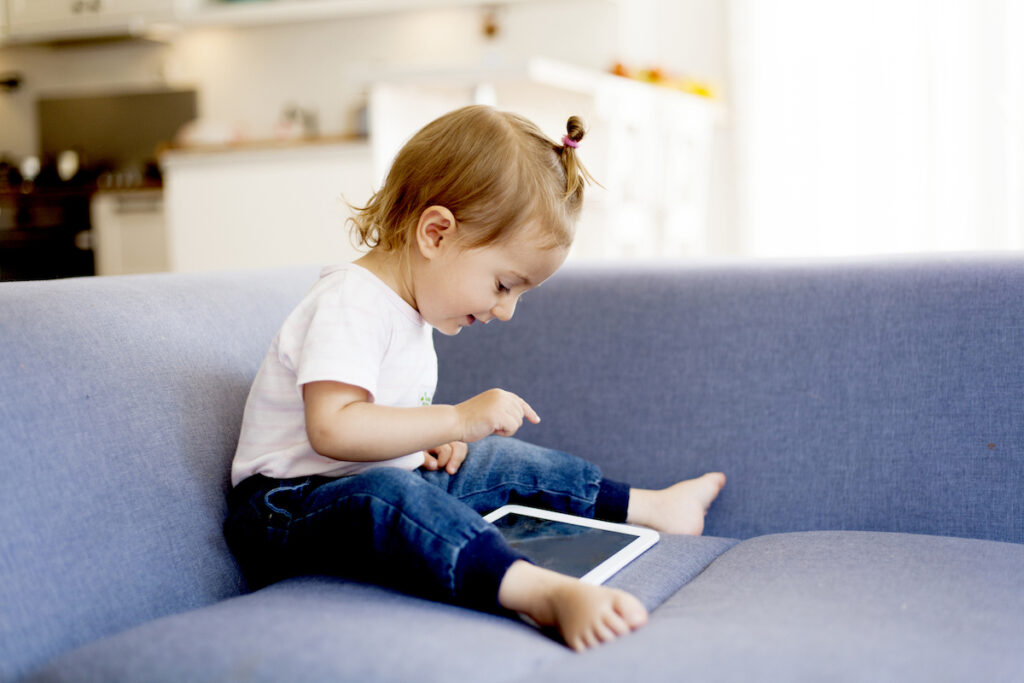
{"left": 349, "top": 105, "right": 593, "bottom": 252}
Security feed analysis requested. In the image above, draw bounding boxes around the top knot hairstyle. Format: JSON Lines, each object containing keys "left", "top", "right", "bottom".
{"left": 559, "top": 114, "right": 592, "bottom": 212}
{"left": 349, "top": 106, "right": 595, "bottom": 253}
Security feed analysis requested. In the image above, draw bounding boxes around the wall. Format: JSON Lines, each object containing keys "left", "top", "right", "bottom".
{"left": 0, "top": 0, "right": 728, "bottom": 156}
{"left": 0, "top": 0, "right": 734, "bottom": 256}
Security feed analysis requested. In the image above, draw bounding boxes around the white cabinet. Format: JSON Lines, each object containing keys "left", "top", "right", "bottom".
{"left": 95, "top": 142, "right": 375, "bottom": 275}
{"left": 91, "top": 190, "right": 169, "bottom": 276}
{"left": 4, "top": 0, "right": 189, "bottom": 42}
{"left": 160, "top": 141, "right": 372, "bottom": 273}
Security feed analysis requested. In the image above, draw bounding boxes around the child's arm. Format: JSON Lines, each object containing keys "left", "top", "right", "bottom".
{"left": 303, "top": 381, "right": 540, "bottom": 463}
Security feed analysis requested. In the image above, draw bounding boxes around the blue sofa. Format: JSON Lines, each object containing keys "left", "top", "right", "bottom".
{"left": 2, "top": 257, "right": 1022, "bottom": 682}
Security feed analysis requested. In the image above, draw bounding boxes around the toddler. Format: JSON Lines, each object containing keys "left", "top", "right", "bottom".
{"left": 224, "top": 105, "right": 725, "bottom": 652}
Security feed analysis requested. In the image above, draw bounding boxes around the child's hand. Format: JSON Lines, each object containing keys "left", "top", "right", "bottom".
{"left": 455, "top": 388, "right": 541, "bottom": 443}
{"left": 424, "top": 441, "right": 468, "bottom": 475}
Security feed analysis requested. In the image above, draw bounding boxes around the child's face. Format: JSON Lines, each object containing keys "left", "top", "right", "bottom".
{"left": 416, "top": 230, "right": 568, "bottom": 336}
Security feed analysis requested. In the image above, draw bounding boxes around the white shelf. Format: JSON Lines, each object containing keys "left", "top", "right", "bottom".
{"left": 186, "top": 0, "right": 539, "bottom": 27}
{"left": 0, "top": 0, "right": 550, "bottom": 41}
{"left": 365, "top": 58, "right": 724, "bottom": 114}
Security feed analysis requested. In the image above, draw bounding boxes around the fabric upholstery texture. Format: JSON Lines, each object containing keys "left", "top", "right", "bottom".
{"left": 3, "top": 256, "right": 1023, "bottom": 681}
{"left": 516, "top": 531, "right": 1024, "bottom": 683}
{"left": 28, "top": 536, "right": 737, "bottom": 682}
{"left": 436, "top": 257, "right": 1024, "bottom": 544}
{"left": 0, "top": 269, "right": 316, "bottom": 680}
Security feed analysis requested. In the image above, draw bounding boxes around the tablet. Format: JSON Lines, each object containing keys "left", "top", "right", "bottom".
{"left": 483, "top": 505, "right": 659, "bottom": 585}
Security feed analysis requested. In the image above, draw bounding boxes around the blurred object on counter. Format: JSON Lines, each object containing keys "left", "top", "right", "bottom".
{"left": 98, "top": 167, "right": 146, "bottom": 190}
{"left": 56, "top": 151, "right": 80, "bottom": 182}
{"left": 0, "top": 72, "right": 23, "bottom": 92}
{"left": 174, "top": 118, "right": 248, "bottom": 148}
{"left": 610, "top": 62, "right": 716, "bottom": 98}
{"left": 275, "top": 103, "right": 320, "bottom": 140}
{"left": 0, "top": 157, "right": 23, "bottom": 191}
{"left": 19, "top": 156, "right": 41, "bottom": 192}
{"left": 346, "top": 97, "right": 370, "bottom": 140}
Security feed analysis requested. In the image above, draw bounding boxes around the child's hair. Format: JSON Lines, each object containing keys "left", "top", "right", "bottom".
{"left": 349, "top": 105, "right": 593, "bottom": 252}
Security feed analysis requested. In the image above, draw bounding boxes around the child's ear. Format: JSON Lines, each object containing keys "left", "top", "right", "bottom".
{"left": 415, "top": 206, "right": 457, "bottom": 259}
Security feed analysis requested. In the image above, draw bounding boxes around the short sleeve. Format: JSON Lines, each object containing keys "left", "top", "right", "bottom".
{"left": 283, "top": 284, "right": 389, "bottom": 402}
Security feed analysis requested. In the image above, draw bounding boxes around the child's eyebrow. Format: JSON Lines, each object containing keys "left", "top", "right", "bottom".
{"left": 511, "top": 271, "right": 533, "bottom": 287}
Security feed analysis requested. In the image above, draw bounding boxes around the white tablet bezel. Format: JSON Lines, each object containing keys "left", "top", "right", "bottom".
{"left": 483, "top": 504, "right": 659, "bottom": 585}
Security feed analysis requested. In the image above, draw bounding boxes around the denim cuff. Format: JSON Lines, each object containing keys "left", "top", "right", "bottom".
{"left": 595, "top": 478, "right": 631, "bottom": 523}
{"left": 454, "top": 528, "right": 529, "bottom": 612}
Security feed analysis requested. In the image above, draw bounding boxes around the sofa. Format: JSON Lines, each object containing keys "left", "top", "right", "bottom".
{"left": 2, "top": 256, "right": 1022, "bottom": 682}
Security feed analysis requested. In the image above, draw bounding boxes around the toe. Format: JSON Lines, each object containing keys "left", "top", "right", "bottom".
{"left": 616, "top": 593, "right": 649, "bottom": 629}
{"left": 604, "top": 610, "right": 631, "bottom": 637}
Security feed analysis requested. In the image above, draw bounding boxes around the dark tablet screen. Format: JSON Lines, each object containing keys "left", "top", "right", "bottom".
{"left": 491, "top": 513, "right": 636, "bottom": 579}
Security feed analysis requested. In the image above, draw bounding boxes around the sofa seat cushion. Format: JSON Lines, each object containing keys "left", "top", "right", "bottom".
{"left": 604, "top": 533, "right": 737, "bottom": 611}
{"left": 519, "top": 531, "right": 1024, "bottom": 682}
{"left": 31, "top": 579, "right": 566, "bottom": 683}
{"left": 28, "top": 535, "right": 735, "bottom": 682}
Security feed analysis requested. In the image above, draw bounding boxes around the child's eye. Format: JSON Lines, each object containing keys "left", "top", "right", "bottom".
{"left": 497, "top": 281, "right": 511, "bottom": 294}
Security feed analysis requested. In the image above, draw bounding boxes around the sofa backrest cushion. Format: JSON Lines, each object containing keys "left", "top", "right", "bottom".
{"left": 0, "top": 267, "right": 317, "bottom": 680}
{"left": 435, "top": 257, "right": 1024, "bottom": 545}
{"left": 4, "top": 256, "right": 1023, "bottom": 678}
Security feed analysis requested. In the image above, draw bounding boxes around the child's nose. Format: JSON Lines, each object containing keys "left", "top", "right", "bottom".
{"left": 492, "top": 298, "right": 517, "bottom": 322}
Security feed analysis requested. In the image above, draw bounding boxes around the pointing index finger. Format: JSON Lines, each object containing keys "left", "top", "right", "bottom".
{"left": 521, "top": 398, "right": 541, "bottom": 424}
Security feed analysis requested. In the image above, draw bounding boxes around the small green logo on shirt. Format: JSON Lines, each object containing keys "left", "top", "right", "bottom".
{"left": 420, "top": 392, "right": 433, "bottom": 406}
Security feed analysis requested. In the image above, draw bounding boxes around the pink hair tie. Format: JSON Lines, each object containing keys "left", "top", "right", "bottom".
{"left": 562, "top": 135, "right": 579, "bottom": 149}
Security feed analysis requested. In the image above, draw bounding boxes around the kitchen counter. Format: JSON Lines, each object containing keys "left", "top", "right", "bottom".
{"left": 162, "top": 134, "right": 368, "bottom": 157}
{"left": 159, "top": 139, "right": 372, "bottom": 273}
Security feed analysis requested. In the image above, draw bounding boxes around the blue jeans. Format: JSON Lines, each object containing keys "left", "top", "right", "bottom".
{"left": 224, "top": 436, "right": 630, "bottom": 611}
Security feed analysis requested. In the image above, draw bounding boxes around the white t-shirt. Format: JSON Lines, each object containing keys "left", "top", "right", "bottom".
{"left": 231, "top": 263, "right": 437, "bottom": 486}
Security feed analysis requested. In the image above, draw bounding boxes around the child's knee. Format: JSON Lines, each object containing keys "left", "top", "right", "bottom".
{"left": 471, "top": 436, "right": 561, "bottom": 466}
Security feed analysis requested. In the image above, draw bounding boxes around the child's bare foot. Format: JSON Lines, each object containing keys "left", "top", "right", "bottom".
{"left": 498, "top": 561, "right": 648, "bottom": 651}
{"left": 627, "top": 472, "right": 726, "bottom": 535}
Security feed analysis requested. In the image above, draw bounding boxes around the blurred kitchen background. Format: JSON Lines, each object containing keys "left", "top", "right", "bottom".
{"left": 0, "top": 0, "right": 1020, "bottom": 281}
